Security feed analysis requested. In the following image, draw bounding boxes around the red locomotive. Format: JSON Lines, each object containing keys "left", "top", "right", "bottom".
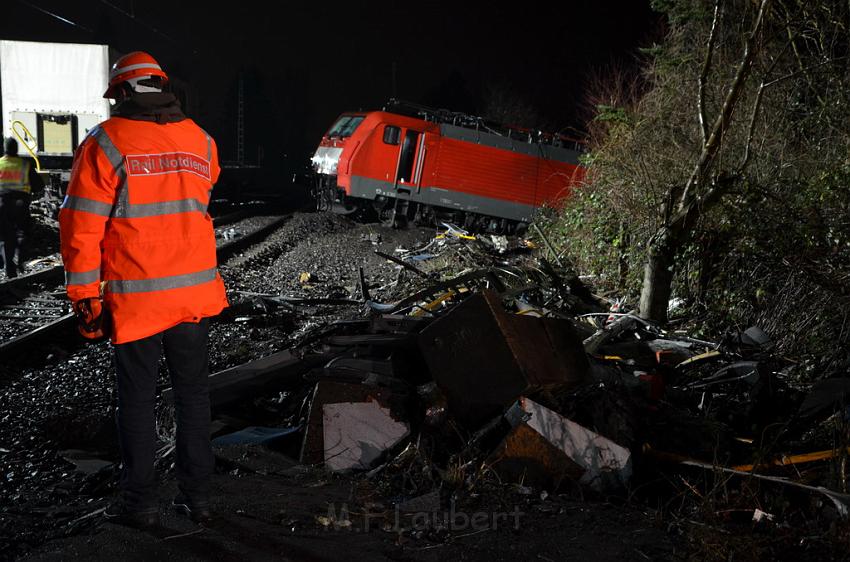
{"left": 310, "top": 100, "right": 585, "bottom": 232}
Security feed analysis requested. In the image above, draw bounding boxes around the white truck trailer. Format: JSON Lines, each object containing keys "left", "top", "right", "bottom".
{"left": 0, "top": 39, "right": 110, "bottom": 191}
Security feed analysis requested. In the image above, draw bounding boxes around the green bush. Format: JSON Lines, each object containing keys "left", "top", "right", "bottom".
{"left": 540, "top": 0, "right": 850, "bottom": 368}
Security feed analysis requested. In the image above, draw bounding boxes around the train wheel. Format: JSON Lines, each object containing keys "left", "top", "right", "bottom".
{"left": 370, "top": 197, "right": 391, "bottom": 224}
{"left": 390, "top": 199, "right": 411, "bottom": 229}
{"left": 391, "top": 212, "right": 407, "bottom": 229}
{"left": 514, "top": 222, "right": 529, "bottom": 237}
{"left": 330, "top": 199, "right": 359, "bottom": 215}
{"left": 414, "top": 204, "right": 435, "bottom": 227}
{"left": 463, "top": 212, "right": 476, "bottom": 231}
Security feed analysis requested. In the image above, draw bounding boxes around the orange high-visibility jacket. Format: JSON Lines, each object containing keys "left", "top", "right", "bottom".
{"left": 59, "top": 117, "right": 228, "bottom": 344}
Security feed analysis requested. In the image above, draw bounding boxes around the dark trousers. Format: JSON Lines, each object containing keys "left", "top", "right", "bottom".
{"left": 113, "top": 319, "right": 213, "bottom": 511}
{"left": 0, "top": 192, "right": 30, "bottom": 278}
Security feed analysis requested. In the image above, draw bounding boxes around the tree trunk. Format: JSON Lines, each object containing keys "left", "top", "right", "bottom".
{"left": 637, "top": 0, "right": 772, "bottom": 323}
{"left": 638, "top": 228, "right": 679, "bottom": 323}
{"left": 617, "top": 221, "right": 630, "bottom": 289}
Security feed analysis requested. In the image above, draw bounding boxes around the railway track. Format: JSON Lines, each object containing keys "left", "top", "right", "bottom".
{"left": 0, "top": 206, "right": 265, "bottom": 293}
{"left": 0, "top": 212, "right": 292, "bottom": 357}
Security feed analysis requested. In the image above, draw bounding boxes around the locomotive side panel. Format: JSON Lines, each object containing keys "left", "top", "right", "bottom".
{"left": 423, "top": 125, "right": 583, "bottom": 222}
{"left": 429, "top": 137, "right": 539, "bottom": 212}
{"left": 536, "top": 145, "right": 586, "bottom": 207}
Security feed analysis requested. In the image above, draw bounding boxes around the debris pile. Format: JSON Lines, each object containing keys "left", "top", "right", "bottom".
{"left": 193, "top": 222, "right": 850, "bottom": 554}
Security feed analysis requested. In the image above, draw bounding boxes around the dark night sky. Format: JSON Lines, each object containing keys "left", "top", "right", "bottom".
{"left": 1, "top": 1, "right": 660, "bottom": 182}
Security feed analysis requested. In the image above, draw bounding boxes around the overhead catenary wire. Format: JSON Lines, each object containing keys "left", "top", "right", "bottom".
{"left": 98, "top": 0, "right": 186, "bottom": 50}
{"left": 14, "top": 0, "right": 94, "bottom": 32}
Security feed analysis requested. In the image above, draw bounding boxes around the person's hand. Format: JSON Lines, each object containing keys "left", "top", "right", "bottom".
{"left": 72, "top": 297, "right": 106, "bottom": 340}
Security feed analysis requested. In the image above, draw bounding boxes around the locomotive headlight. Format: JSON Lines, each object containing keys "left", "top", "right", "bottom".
{"left": 310, "top": 147, "right": 343, "bottom": 175}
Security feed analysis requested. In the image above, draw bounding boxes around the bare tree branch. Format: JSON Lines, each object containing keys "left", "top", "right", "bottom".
{"left": 699, "top": 0, "right": 723, "bottom": 147}
{"left": 781, "top": 0, "right": 829, "bottom": 106}
{"left": 740, "top": 55, "right": 846, "bottom": 172}
{"left": 676, "top": 0, "right": 773, "bottom": 215}
{"left": 762, "top": 55, "right": 847, "bottom": 89}
{"left": 739, "top": 82, "right": 765, "bottom": 172}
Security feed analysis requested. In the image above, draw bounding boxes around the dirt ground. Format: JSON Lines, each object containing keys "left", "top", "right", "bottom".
{"left": 21, "top": 445, "right": 673, "bottom": 562}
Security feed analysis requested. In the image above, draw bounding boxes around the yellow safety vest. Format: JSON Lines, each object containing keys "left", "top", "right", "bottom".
{"left": 0, "top": 156, "right": 31, "bottom": 194}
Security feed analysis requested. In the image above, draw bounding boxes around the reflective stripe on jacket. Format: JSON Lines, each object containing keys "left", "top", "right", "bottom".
{"left": 59, "top": 116, "right": 227, "bottom": 344}
{"left": 0, "top": 156, "right": 32, "bottom": 193}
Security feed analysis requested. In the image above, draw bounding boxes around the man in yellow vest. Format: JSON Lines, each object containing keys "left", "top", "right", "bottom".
{"left": 0, "top": 137, "right": 43, "bottom": 277}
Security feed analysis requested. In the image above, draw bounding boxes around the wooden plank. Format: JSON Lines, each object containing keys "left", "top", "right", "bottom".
{"left": 162, "top": 348, "right": 320, "bottom": 410}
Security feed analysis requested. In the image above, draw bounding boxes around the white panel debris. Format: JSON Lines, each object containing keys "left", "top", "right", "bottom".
{"left": 322, "top": 400, "right": 409, "bottom": 472}
{"left": 507, "top": 396, "right": 632, "bottom": 491}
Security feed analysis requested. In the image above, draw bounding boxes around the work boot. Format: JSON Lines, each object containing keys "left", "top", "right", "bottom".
{"left": 172, "top": 493, "right": 213, "bottom": 524}
{"left": 103, "top": 501, "right": 160, "bottom": 528}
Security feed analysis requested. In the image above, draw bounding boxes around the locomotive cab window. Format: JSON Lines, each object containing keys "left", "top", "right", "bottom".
{"left": 383, "top": 125, "right": 401, "bottom": 145}
{"left": 396, "top": 130, "right": 420, "bottom": 183}
{"left": 327, "top": 115, "right": 364, "bottom": 138}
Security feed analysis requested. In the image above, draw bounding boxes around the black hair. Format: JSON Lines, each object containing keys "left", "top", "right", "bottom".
{"left": 3, "top": 137, "right": 18, "bottom": 156}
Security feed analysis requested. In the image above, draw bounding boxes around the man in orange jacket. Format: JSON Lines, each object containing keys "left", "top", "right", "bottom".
{"left": 59, "top": 51, "right": 228, "bottom": 527}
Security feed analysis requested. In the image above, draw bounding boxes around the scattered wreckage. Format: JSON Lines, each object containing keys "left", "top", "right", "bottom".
{"left": 172, "top": 221, "right": 850, "bottom": 534}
